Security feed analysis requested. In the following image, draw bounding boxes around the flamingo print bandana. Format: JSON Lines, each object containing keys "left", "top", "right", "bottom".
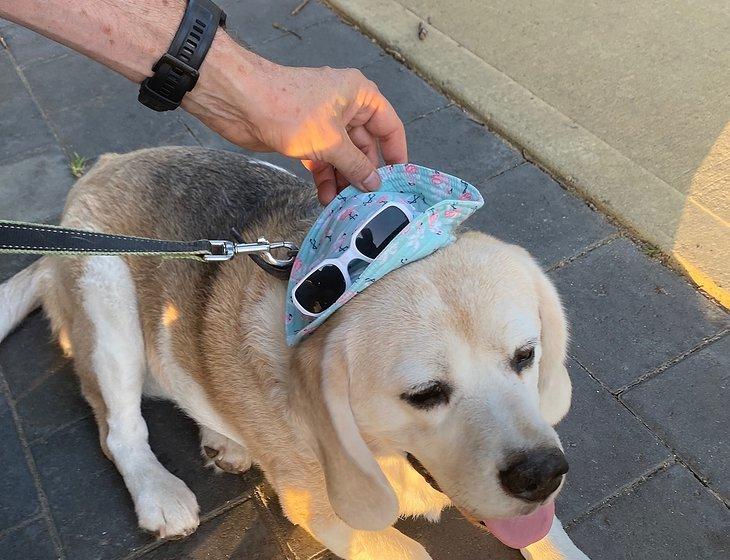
{"left": 285, "top": 163, "right": 484, "bottom": 346}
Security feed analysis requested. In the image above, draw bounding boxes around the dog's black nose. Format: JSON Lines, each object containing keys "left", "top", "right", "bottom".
{"left": 499, "top": 447, "right": 568, "bottom": 502}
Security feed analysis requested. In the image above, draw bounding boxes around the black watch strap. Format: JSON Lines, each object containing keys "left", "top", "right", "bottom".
{"left": 138, "top": 0, "right": 226, "bottom": 112}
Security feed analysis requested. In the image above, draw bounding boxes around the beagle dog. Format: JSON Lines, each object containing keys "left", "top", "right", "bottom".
{"left": 0, "top": 147, "right": 588, "bottom": 559}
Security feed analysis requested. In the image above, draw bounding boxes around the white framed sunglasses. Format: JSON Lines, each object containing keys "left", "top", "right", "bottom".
{"left": 292, "top": 202, "right": 413, "bottom": 317}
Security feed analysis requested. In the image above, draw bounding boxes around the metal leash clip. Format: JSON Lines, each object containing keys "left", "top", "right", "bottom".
{"left": 204, "top": 238, "right": 299, "bottom": 268}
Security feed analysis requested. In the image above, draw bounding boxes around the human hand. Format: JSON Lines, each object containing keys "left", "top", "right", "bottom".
{"left": 183, "top": 32, "right": 408, "bottom": 204}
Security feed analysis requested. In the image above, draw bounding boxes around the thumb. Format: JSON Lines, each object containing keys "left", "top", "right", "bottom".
{"left": 327, "top": 137, "right": 381, "bottom": 191}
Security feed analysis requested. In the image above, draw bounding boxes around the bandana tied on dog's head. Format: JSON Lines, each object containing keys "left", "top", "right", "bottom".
{"left": 286, "top": 164, "right": 484, "bottom": 346}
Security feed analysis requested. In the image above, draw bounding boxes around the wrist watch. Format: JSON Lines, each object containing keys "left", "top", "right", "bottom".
{"left": 138, "top": 0, "right": 227, "bottom": 112}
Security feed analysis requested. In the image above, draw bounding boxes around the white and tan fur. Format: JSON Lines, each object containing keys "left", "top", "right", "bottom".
{"left": 0, "top": 147, "right": 588, "bottom": 559}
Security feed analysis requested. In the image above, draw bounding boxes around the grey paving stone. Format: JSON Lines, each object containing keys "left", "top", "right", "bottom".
{"left": 140, "top": 499, "right": 286, "bottom": 560}
{"left": 568, "top": 464, "right": 730, "bottom": 559}
{"left": 0, "top": 52, "right": 57, "bottom": 164}
{"left": 621, "top": 335, "right": 730, "bottom": 501}
{"left": 550, "top": 238, "right": 729, "bottom": 391}
{"left": 0, "top": 518, "right": 58, "bottom": 560}
{"left": 21, "top": 52, "right": 131, "bottom": 114}
{"left": 31, "top": 401, "right": 260, "bottom": 560}
{"left": 253, "top": 17, "right": 383, "bottom": 69}
{"left": 47, "top": 94, "right": 196, "bottom": 159}
{"left": 555, "top": 359, "right": 670, "bottom": 521}
{"left": 0, "top": 392, "right": 40, "bottom": 531}
{"left": 312, "top": 509, "right": 522, "bottom": 560}
{"left": 469, "top": 163, "right": 616, "bottom": 268}
{"left": 219, "top": 0, "right": 334, "bottom": 47}
{"left": 0, "top": 146, "right": 74, "bottom": 223}
{"left": 405, "top": 105, "right": 523, "bottom": 185}
{"left": 0, "top": 254, "right": 41, "bottom": 283}
{"left": 396, "top": 508, "right": 523, "bottom": 560}
{"left": 15, "top": 360, "right": 90, "bottom": 443}
{"left": 360, "top": 56, "right": 450, "bottom": 123}
{"left": 0, "top": 311, "right": 68, "bottom": 399}
{"left": 0, "top": 24, "right": 71, "bottom": 67}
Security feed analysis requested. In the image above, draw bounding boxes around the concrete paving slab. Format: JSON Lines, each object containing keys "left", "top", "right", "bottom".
{"left": 360, "top": 55, "right": 449, "bottom": 124}
{"left": 140, "top": 499, "right": 286, "bottom": 560}
{"left": 0, "top": 147, "right": 74, "bottom": 222}
{"left": 0, "top": 51, "right": 57, "bottom": 165}
{"left": 568, "top": 463, "right": 730, "bottom": 559}
{"left": 621, "top": 335, "right": 730, "bottom": 501}
{"left": 0, "top": 519, "right": 57, "bottom": 560}
{"left": 252, "top": 17, "right": 384, "bottom": 69}
{"left": 47, "top": 94, "right": 196, "bottom": 159}
{"left": 0, "top": 253, "right": 40, "bottom": 284}
{"left": 218, "top": 0, "right": 335, "bottom": 47}
{"left": 0, "top": 310, "right": 70, "bottom": 398}
{"left": 325, "top": 0, "right": 730, "bottom": 307}
{"left": 556, "top": 360, "right": 670, "bottom": 522}
{"left": 405, "top": 105, "right": 522, "bottom": 185}
{"left": 469, "top": 163, "right": 616, "bottom": 268}
{"left": 550, "top": 237, "right": 728, "bottom": 391}
{"left": 0, "top": 392, "right": 40, "bottom": 531}
{"left": 21, "top": 52, "right": 132, "bottom": 114}
{"left": 0, "top": 23, "right": 71, "bottom": 68}
{"left": 31, "top": 402, "right": 260, "bottom": 560}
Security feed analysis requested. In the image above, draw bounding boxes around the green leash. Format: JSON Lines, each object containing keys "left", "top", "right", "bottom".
{"left": 0, "top": 219, "right": 298, "bottom": 269}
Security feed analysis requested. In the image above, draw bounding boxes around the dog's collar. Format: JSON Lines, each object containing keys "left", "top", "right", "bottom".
{"left": 285, "top": 164, "right": 484, "bottom": 346}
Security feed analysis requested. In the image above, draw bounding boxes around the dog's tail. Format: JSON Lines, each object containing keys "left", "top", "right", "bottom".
{"left": 0, "top": 259, "right": 46, "bottom": 342}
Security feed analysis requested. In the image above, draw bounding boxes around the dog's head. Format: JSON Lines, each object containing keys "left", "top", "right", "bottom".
{"left": 289, "top": 232, "right": 571, "bottom": 536}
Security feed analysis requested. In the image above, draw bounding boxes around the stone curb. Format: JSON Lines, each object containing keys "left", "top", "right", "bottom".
{"left": 324, "top": 0, "right": 729, "bottom": 308}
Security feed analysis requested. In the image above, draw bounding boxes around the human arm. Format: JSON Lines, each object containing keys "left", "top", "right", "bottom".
{"left": 0, "top": 0, "right": 408, "bottom": 203}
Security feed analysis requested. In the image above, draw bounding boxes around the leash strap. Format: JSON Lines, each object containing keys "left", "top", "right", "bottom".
{"left": 0, "top": 220, "right": 298, "bottom": 271}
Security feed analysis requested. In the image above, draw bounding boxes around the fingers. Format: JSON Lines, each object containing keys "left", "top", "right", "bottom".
{"left": 324, "top": 132, "right": 381, "bottom": 192}
{"left": 303, "top": 159, "right": 337, "bottom": 205}
{"left": 362, "top": 93, "right": 408, "bottom": 165}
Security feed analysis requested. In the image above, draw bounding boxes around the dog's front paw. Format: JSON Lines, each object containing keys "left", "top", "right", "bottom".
{"left": 200, "top": 427, "right": 252, "bottom": 474}
{"left": 133, "top": 468, "right": 200, "bottom": 539}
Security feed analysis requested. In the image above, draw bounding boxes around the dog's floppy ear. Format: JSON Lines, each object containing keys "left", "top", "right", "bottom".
{"left": 530, "top": 262, "right": 572, "bottom": 425}
{"left": 290, "top": 335, "right": 399, "bottom": 531}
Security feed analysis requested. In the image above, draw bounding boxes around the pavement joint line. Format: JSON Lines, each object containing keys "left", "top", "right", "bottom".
{"left": 3, "top": 46, "right": 72, "bottom": 162}
{"left": 25, "top": 409, "right": 94, "bottom": 447}
{"left": 570, "top": 354, "right": 729, "bottom": 507}
{"left": 544, "top": 232, "right": 622, "bottom": 273}
{"left": 616, "top": 329, "right": 730, "bottom": 395}
{"left": 176, "top": 115, "right": 205, "bottom": 147}
{"left": 253, "top": 12, "right": 344, "bottom": 48}
{"left": 401, "top": 101, "right": 454, "bottom": 125}
{"left": 120, "top": 494, "right": 255, "bottom": 560}
{"left": 563, "top": 457, "right": 676, "bottom": 530}
{"left": 0, "top": 142, "right": 59, "bottom": 167}
{"left": 250, "top": 485, "right": 299, "bottom": 560}
{"left": 0, "top": 512, "right": 45, "bottom": 541}
{"left": 474, "top": 158, "right": 526, "bottom": 186}
{"left": 0, "top": 367, "right": 66, "bottom": 559}
{"left": 12, "top": 358, "right": 73, "bottom": 403}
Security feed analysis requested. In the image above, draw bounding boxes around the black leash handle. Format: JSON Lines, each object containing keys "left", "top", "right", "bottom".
{"left": 0, "top": 220, "right": 217, "bottom": 260}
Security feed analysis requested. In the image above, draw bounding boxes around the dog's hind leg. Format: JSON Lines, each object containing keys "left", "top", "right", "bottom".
{"left": 79, "top": 256, "right": 199, "bottom": 538}
{"left": 199, "top": 426, "right": 252, "bottom": 474}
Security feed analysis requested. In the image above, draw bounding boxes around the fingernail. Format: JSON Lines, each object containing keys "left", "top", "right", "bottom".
{"left": 362, "top": 170, "right": 381, "bottom": 191}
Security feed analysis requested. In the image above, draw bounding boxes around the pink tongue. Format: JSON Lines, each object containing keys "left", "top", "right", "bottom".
{"left": 481, "top": 502, "right": 555, "bottom": 549}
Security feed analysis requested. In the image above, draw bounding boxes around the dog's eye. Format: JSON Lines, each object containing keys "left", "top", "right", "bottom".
{"left": 511, "top": 346, "right": 535, "bottom": 372}
{"left": 401, "top": 381, "right": 452, "bottom": 409}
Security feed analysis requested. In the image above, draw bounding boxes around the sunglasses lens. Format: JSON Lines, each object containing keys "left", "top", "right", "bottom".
{"left": 355, "top": 206, "right": 410, "bottom": 259}
{"left": 294, "top": 264, "right": 346, "bottom": 315}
